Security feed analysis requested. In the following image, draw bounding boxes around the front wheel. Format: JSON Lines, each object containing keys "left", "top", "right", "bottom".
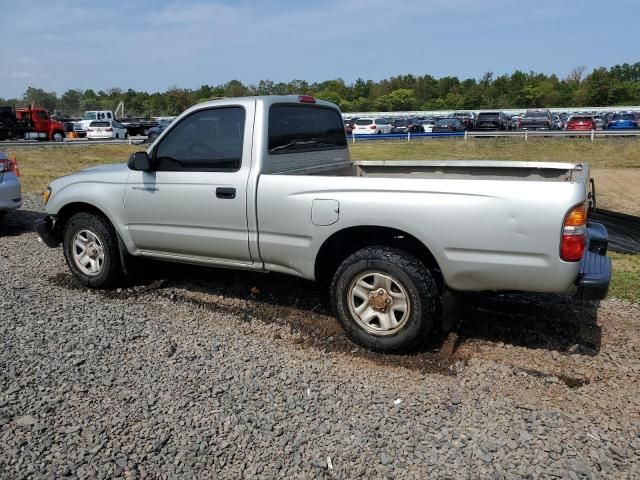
{"left": 52, "top": 132, "right": 64, "bottom": 142}
{"left": 62, "top": 212, "right": 122, "bottom": 288}
{"left": 331, "top": 246, "right": 439, "bottom": 352}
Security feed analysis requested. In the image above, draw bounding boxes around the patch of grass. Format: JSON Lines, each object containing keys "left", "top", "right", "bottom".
{"left": 349, "top": 137, "right": 640, "bottom": 169}
{"left": 7, "top": 144, "right": 139, "bottom": 194}
{"left": 609, "top": 252, "right": 640, "bottom": 303}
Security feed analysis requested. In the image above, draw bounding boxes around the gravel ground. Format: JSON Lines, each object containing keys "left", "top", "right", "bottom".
{"left": 1, "top": 195, "right": 639, "bottom": 479}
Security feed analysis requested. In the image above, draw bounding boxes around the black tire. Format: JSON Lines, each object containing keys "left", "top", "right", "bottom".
{"left": 330, "top": 246, "right": 439, "bottom": 353}
{"left": 52, "top": 131, "right": 64, "bottom": 142}
{"left": 62, "top": 212, "right": 122, "bottom": 288}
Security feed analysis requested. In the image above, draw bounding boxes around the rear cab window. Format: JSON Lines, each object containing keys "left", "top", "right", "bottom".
{"left": 268, "top": 104, "right": 347, "bottom": 155}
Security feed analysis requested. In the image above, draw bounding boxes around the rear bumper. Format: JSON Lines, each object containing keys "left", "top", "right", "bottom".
{"left": 576, "top": 222, "right": 611, "bottom": 301}
{"left": 33, "top": 216, "right": 61, "bottom": 248}
{"left": 0, "top": 176, "right": 22, "bottom": 212}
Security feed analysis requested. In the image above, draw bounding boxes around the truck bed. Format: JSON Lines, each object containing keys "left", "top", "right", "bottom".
{"left": 281, "top": 159, "right": 588, "bottom": 184}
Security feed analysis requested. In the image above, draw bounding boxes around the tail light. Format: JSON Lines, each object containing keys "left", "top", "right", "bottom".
{"left": 298, "top": 95, "right": 316, "bottom": 103}
{"left": 560, "top": 203, "right": 587, "bottom": 262}
{"left": 106, "top": 128, "right": 113, "bottom": 132}
{"left": 369, "top": 125, "right": 376, "bottom": 129}
{"left": 0, "top": 155, "right": 19, "bottom": 176}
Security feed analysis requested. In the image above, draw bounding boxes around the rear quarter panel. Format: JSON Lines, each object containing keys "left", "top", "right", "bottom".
{"left": 256, "top": 174, "right": 586, "bottom": 293}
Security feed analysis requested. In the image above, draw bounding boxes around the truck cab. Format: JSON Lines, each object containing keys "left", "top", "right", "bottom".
{"left": 75, "top": 110, "right": 116, "bottom": 134}
{"left": 15, "top": 107, "right": 65, "bottom": 141}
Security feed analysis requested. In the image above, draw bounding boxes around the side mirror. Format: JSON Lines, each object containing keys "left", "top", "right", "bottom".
{"left": 127, "top": 151, "right": 152, "bottom": 171}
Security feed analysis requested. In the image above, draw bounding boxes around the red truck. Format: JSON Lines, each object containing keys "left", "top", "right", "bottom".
{"left": 0, "top": 106, "right": 65, "bottom": 141}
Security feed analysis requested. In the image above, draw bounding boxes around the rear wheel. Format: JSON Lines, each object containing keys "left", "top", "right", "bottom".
{"left": 62, "top": 212, "right": 122, "bottom": 288}
{"left": 331, "top": 246, "right": 439, "bottom": 352}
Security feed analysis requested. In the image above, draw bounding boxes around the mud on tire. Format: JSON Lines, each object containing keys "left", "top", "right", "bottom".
{"left": 330, "top": 246, "right": 439, "bottom": 353}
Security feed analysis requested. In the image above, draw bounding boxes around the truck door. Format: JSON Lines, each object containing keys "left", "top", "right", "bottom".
{"left": 124, "top": 100, "right": 255, "bottom": 265}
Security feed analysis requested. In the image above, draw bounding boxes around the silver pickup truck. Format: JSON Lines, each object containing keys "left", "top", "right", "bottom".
{"left": 35, "top": 95, "right": 611, "bottom": 352}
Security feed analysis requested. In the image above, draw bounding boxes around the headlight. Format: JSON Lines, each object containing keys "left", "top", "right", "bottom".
{"left": 43, "top": 187, "right": 52, "bottom": 205}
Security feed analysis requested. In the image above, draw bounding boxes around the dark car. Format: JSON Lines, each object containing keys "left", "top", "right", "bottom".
{"left": 390, "top": 117, "right": 421, "bottom": 134}
{"left": 474, "top": 112, "right": 509, "bottom": 131}
{"left": 605, "top": 112, "right": 639, "bottom": 130}
{"left": 451, "top": 111, "right": 476, "bottom": 130}
{"left": 519, "top": 109, "right": 554, "bottom": 130}
{"left": 144, "top": 119, "right": 174, "bottom": 142}
{"left": 344, "top": 117, "right": 358, "bottom": 134}
{"left": 432, "top": 118, "right": 465, "bottom": 133}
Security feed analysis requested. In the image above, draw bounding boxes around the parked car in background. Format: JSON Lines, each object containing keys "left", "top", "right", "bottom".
{"left": 565, "top": 115, "right": 596, "bottom": 131}
{"left": 432, "top": 118, "right": 465, "bottom": 133}
{"left": 86, "top": 120, "right": 128, "bottom": 140}
{"left": 353, "top": 117, "right": 393, "bottom": 134}
{"left": 605, "top": 112, "right": 639, "bottom": 130}
{"left": 0, "top": 152, "right": 21, "bottom": 219}
{"left": 451, "top": 112, "right": 476, "bottom": 130}
{"left": 552, "top": 114, "right": 564, "bottom": 130}
{"left": 592, "top": 115, "right": 606, "bottom": 130}
{"left": 75, "top": 110, "right": 116, "bottom": 135}
{"left": 391, "top": 118, "right": 421, "bottom": 134}
{"left": 390, "top": 118, "right": 410, "bottom": 134}
{"left": 421, "top": 119, "right": 437, "bottom": 132}
{"left": 343, "top": 117, "right": 358, "bottom": 135}
{"left": 144, "top": 119, "right": 174, "bottom": 142}
{"left": 519, "top": 109, "right": 554, "bottom": 130}
{"left": 474, "top": 112, "right": 509, "bottom": 131}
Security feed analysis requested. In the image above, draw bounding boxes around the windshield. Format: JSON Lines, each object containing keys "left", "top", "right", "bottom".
{"left": 89, "top": 121, "right": 110, "bottom": 127}
{"left": 393, "top": 119, "right": 408, "bottom": 127}
{"left": 355, "top": 119, "right": 373, "bottom": 125}
{"left": 478, "top": 113, "right": 499, "bottom": 120}
{"left": 83, "top": 112, "right": 98, "bottom": 120}
{"left": 436, "top": 119, "right": 455, "bottom": 126}
{"left": 570, "top": 116, "right": 592, "bottom": 122}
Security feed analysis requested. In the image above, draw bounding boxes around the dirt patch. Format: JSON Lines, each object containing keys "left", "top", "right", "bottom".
{"left": 591, "top": 168, "right": 640, "bottom": 217}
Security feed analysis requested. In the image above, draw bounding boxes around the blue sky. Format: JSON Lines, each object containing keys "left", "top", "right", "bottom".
{"left": 1, "top": 0, "right": 638, "bottom": 98}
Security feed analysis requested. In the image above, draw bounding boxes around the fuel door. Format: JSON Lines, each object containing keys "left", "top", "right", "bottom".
{"left": 312, "top": 199, "right": 340, "bottom": 226}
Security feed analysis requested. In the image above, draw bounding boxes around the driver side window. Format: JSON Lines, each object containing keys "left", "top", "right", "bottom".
{"left": 154, "top": 107, "right": 245, "bottom": 172}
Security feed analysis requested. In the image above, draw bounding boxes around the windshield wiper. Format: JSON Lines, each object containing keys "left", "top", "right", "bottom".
{"left": 270, "top": 139, "right": 338, "bottom": 153}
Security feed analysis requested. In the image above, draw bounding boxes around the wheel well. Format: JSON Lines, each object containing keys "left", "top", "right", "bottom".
{"left": 315, "top": 226, "right": 444, "bottom": 290}
{"left": 55, "top": 202, "right": 111, "bottom": 234}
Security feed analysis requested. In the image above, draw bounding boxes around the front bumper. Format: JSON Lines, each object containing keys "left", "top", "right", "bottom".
{"left": 34, "top": 216, "right": 61, "bottom": 248}
{"left": 576, "top": 222, "right": 611, "bottom": 300}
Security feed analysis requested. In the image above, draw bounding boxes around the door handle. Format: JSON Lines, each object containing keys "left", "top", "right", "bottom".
{"left": 216, "top": 187, "right": 236, "bottom": 199}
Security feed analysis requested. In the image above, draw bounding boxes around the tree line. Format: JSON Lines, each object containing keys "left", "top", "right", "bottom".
{"left": 2, "top": 63, "right": 639, "bottom": 118}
